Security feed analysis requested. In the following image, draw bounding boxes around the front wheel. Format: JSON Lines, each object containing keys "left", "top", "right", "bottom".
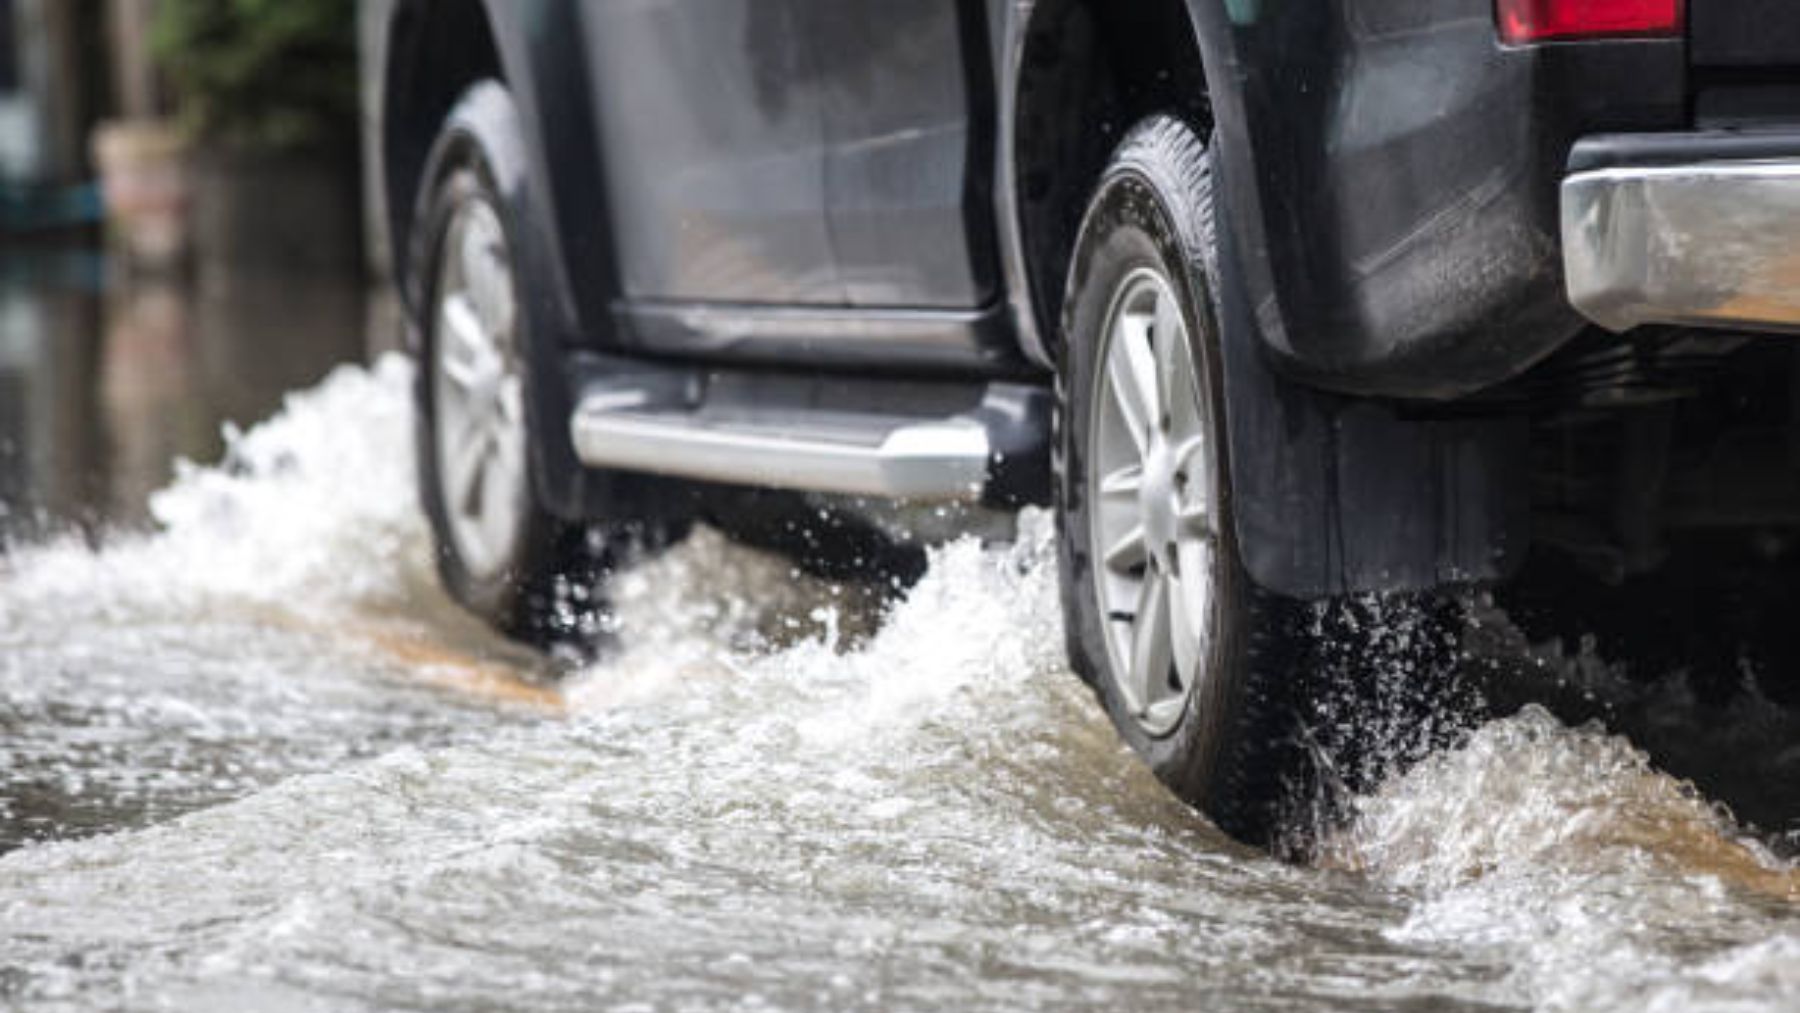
{"left": 1056, "top": 116, "right": 1307, "bottom": 847}
{"left": 412, "top": 82, "right": 633, "bottom": 652}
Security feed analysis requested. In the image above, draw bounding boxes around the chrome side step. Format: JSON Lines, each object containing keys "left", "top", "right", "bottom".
{"left": 569, "top": 371, "right": 1048, "bottom": 504}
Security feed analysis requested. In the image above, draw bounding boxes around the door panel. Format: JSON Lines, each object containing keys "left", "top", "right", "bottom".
{"left": 794, "top": 0, "right": 1001, "bottom": 309}
{"left": 581, "top": 0, "right": 843, "bottom": 305}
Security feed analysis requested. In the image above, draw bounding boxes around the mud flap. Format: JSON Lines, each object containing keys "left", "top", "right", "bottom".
{"left": 1211, "top": 198, "right": 1528, "bottom": 598}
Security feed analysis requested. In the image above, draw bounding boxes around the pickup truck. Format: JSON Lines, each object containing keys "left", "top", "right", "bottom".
{"left": 365, "top": 0, "right": 1800, "bottom": 845}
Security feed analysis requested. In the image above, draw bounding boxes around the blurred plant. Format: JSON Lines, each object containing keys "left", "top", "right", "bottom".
{"left": 150, "top": 0, "right": 357, "bottom": 152}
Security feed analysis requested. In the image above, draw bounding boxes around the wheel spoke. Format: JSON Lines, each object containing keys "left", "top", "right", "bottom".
{"left": 1165, "top": 566, "right": 1203, "bottom": 692}
{"left": 1151, "top": 292, "right": 1185, "bottom": 431}
{"left": 458, "top": 453, "right": 488, "bottom": 520}
{"left": 494, "top": 375, "right": 525, "bottom": 429}
{"left": 1172, "top": 434, "right": 1206, "bottom": 471}
{"left": 1125, "top": 311, "right": 1162, "bottom": 425}
{"left": 461, "top": 220, "right": 494, "bottom": 320}
{"left": 486, "top": 407, "right": 523, "bottom": 512}
{"left": 1153, "top": 284, "right": 1184, "bottom": 354}
{"left": 1103, "top": 523, "right": 1148, "bottom": 574}
{"left": 440, "top": 357, "right": 480, "bottom": 399}
{"left": 1099, "top": 464, "right": 1143, "bottom": 499}
{"left": 477, "top": 442, "right": 515, "bottom": 550}
{"left": 440, "top": 295, "right": 491, "bottom": 389}
{"left": 1107, "top": 312, "right": 1158, "bottom": 454}
{"left": 449, "top": 419, "right": 492, "bottom": 516}
{"left": 1128, "top": 573, "right": 1172, "bottom": 715}
{"left": 1176, "top": 500, "right": 1213, "bottom": 539}
{"left": 464, "top": 209, "right": 515, "bottom": 342}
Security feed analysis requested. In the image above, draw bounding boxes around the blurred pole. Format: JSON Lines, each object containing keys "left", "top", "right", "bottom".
{"left": 106, "top": 0, "right": 162, "bottom": 120}
{"left": 34, "top": 0, "right": 106, "bottom": 182}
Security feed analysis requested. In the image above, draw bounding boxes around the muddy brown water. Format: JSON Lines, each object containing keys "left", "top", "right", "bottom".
{"left": 1, "top": 261, "right": 1797, "bottom": 1010}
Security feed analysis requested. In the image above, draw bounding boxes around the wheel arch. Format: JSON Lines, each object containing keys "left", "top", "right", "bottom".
{"left": 386, "top": 1, "right": 628, "bottom": 520}
{"left": 1009, "top": 1, "right": 1530, "bottom": 599}
{"left": 1008, "top": 0, "right": 1213, "bottom": 369}
{"left": 381, "top": 0, "right": 616, "bottom": 350}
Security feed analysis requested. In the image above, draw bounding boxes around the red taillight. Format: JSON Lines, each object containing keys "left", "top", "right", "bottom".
{"left": 1495, "top": 0, "right": 1684, "bottom": 43}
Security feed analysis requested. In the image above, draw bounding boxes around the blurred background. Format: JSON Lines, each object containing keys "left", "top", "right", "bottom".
{"left": 0, "top": 0, "right": 378, "bottom": 538}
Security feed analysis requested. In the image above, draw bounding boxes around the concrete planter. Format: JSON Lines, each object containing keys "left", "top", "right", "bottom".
{"left": 91, "top": 119, "right": 192, "bottom": 271}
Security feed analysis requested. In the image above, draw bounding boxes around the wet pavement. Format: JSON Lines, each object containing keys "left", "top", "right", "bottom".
{"left": 0, "top": 250, "right": 1797, "bottom": 1010}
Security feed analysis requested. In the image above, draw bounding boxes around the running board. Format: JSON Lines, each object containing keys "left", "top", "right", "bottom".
{"left": 568, "top": 369, "right": 1050, "bottom": 505}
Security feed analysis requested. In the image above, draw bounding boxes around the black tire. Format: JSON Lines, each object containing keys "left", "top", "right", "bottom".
{"left": 1056, "top": 116, "right": 1309, "bottom": 847}
{"left": 410, "top": 82, "right": 620, "bottom": 652}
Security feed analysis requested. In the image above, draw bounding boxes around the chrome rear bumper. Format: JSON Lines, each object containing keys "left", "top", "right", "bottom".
{"left": 1563, "top": 157, "right": 1800, "bottom": 333}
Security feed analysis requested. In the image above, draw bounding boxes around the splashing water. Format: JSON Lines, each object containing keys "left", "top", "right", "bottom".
{"left": 0, "top": 355, "right": 432, "bottom": 618}
{"left": 1328, "top": 706, "right": 1798, "bottom": 1009}
{"left": 0, "top": 356, "right": 1794, "bottom": 1010}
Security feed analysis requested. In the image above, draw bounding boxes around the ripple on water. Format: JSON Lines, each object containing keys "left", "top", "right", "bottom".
{"left": 0, "top": 356, "right": 1795, "bottom": 1011}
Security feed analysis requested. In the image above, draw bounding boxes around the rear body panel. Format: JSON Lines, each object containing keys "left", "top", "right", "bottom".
{"left": 1691, "top": 0, "right": 1800, "bottom": 129}
{"left": 1186, "top": 0, "right": 1686, "bottom": 399}
{"left": 1692, "top": 0, "right": 1800, "bottom": 67}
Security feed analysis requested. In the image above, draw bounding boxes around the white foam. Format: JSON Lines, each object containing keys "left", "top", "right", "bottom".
{"left": 1331, "top": 705, "right": 1799, "bottom": 1009}
{"left": 0, "top": 354, "right": 428, "bottom": 626}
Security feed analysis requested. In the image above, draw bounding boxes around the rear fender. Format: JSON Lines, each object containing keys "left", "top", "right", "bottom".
{"left": 1188, "top": 0, "right": 1530, "bottom": 596}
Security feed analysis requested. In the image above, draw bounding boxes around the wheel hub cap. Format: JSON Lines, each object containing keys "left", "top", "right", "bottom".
{"left": 432, "top": 195, "right": 527, "bottom": 581}
{"left": 1086, "top": 267, "right": 1220, "bottom": 737}
{"left": 1141, "top": 433, "right": 1180, "bottom": 573}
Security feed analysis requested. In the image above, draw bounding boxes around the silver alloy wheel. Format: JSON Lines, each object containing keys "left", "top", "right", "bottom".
{"left": 1087, "top": 267, "right": 1220, "bottom": 737}
{"left": 432, "top": 195, "right": 528, "bottom": 582}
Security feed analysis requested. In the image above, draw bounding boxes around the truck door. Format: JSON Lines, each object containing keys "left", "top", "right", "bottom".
{"left": 792, "top": 0, "right": 1002, "bottom": 310}
{"left": 580, "top": 0, "right": 844, "bottom": 306}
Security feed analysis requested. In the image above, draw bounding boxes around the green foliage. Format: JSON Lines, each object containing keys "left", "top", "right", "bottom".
{"left": 150, "top": 0, "right": 357, "bottom": 152}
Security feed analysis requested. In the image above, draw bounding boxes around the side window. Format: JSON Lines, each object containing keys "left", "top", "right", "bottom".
{"left": 795, "top": 0, "right": 1000, "bottom": 309}
{"left": 579, "top": 0, "right": 843, "bottom": 306}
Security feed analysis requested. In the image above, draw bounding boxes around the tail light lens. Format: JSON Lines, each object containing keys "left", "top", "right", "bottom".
{"left": 1496, "top": 0, "right": 1684, "bottom": 43}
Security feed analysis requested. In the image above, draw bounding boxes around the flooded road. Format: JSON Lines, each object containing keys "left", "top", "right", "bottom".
{"left": 1, "top": 269, "right": 1798, "bottom": 1008}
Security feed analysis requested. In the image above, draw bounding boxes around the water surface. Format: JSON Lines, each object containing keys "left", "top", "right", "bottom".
{"left": 1, "top": 358, "right": 1794, "bottom": 1010}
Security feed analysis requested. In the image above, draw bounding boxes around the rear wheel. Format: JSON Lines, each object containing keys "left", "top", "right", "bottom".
{"left": 1057, "top": 116, "right": 1307, "bottom": 846}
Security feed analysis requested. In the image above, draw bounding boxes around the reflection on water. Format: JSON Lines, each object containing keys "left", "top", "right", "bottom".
{"left": 0, "top": 257, "right": 1793, "bottom": 1010}
{"left": 0, "top": 250, "right": 103, "bottom": 528}
{"left": 0, "top": 247, "right": 363, "bottom": 535}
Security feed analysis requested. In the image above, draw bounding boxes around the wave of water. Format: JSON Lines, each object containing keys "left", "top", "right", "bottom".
{"left": 1328, "top": 706, "right": 1798, "bottom": 1010}
{"left": 0, "top": 357, "right": 1794, "bottom": 1010}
